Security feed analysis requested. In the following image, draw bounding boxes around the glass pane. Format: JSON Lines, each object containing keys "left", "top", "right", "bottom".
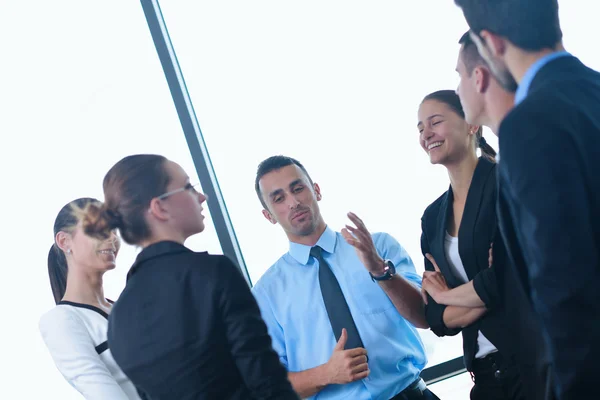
{"left": 158, "top": 0, "right": 600, "bottom": 372}
{"left": 158, "top": 0, "right": 470, "bottom": 368}
{"left": 2, "top": 2, "right": 221, "bottom": 398}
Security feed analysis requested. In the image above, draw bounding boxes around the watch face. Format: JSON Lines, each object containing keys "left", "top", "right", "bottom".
{"left": 385, "top": 260, "right": 396, "bottom": 274}
{"left": 371, "top": 260, "right": 395, "bottom": 281}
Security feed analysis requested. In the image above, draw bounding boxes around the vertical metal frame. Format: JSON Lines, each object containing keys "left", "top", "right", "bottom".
{"left": 139, "top": 0, "right": 467, "bottom": 385}
{"left": 140, "top": 0, "right": 251, "bottom": 286}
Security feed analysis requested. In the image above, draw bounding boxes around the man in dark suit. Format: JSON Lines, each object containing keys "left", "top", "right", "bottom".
{"left": 454, "top": 31, "right": 553, "bottom": 400}
{"left": 453, "top": 1, "right": 600, "bottom": 399}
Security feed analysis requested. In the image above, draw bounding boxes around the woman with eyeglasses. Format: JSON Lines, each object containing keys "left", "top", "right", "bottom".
{"left": 39, "top": 198, "right": 141, "bottom": 399}
{"left": 83, "top": 154, "right": 298, "bottom": 400}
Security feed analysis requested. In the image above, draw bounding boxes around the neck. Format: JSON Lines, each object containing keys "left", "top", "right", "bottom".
{"left": 507, "top": 42, "right": 565, "bottom": 84}
{"left": 140, "top": 228, "right": 186, "bottom": 248}
{"left": 288, "top": 220, "right": 327, "bottom": 247}
{"left": 62, "top": 267, "right": 108, "bottom": 307}
{"left": 446, "top": 153, "right": 479, "bottom": 202}
{"left": 485, "top": 87, "right": 515, "bottom": 135}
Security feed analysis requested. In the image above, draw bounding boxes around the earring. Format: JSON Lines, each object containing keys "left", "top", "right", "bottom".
{"left": 66, "top": 249, "right": 72, "bottom": 255}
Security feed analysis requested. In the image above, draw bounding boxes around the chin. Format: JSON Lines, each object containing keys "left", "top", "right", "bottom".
{"left": 97, "top": 262, "right": 116, "bottom": 272}
{"left": 294, "top": 222, "right": 318, "bottom": 237}
{"left": 429, "top": 156, "right": 441, "bottom": 165}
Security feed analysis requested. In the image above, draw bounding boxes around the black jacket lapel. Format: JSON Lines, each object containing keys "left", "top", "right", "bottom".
{"left": 459, "top": 158, "right": 496, "bottom": 279}
{"left": 435, "top": 188, "right": 462, "bottom": 288}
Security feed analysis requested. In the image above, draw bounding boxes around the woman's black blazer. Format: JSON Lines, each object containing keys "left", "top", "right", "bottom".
{"left": 421, "top": 157, "right": 509, "bottom": 371}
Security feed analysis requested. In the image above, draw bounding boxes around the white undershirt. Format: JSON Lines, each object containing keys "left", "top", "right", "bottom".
{"left": 444, "top": 232, "right": 497, "bottom": 358}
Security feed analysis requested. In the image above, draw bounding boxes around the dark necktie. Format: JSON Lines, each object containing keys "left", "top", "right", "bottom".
{"left": 310, "top": 246, "right": 364, "bottom": 349}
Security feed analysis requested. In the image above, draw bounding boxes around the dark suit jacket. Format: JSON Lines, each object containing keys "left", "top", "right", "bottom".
{"left": 107, "top": 241, "right": 298, "bottom": 400}
{"left": 498, "top": 54, "right": 600, "bottom": 400}
{"left": 422, "top": 158, "right": 509, "bottom": 371}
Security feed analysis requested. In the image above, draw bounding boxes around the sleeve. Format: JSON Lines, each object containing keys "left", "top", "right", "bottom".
{"left": 373, "top": 231, "right": 422, "bottom": 288}
{"left": 216, "top": 256, "right": 299, "bottom": 400}
{"left": 419, "top": 219, "right": 461, "bottom": 337}
{"left": 471, "top": 206, "right": 502, "bottom": 310}
{"left": 252, "top": 285, "right": 288, "bottom": 369}
{"left": 472, "top": 268, "right": 499, "bottom": 309}
{"left": 39, "top": 308, "right": 130, "bottom": 400}
{"left": 500, "top": 107, "right": 599, "bottom": 392}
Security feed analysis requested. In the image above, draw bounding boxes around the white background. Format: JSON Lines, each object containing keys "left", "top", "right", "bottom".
{"left": 0, "top": 1, "right": 598, "bottom": 398}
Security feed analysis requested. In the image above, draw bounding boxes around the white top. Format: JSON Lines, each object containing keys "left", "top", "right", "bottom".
{"left": 39, "top": 301, "right": 141, "bottom": 399}
{"left": 444, "top": 232, "right": 498, "bottom": 358}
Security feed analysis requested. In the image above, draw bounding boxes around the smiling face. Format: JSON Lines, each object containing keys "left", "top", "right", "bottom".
{"left": 417, "top": 99, "right": 475, "bottom": 166}
{"left": 258, "top": 164, "right": 325, "bottom": 242}
{"left": 59, "top": 222, "right": 121, "bottom": 273}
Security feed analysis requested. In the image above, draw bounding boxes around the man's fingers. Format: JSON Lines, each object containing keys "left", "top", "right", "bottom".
{"left": 345, "top": 347, "right": 368, "bottom": 357}
{"left": 350, "top": 369, "right": 370, "bottom": 382}
{"left": 347, "top": 212, "right": 368, "bottom": 232}
{"left": 351, "top": 362, "right": 369, "bottom": 375}
{"left": 349, "top": 354, "right": 368, "bottom": 367}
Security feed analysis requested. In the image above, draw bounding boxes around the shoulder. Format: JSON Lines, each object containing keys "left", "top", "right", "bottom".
{"left": 371, "top": 231, "right": 404, "bottom": 251}
{"left": 500, "top": 89, "right": 580, "bottom": 162}
{"left": 39, "top": 305, "right": 78, "bottom": 330}
{"left": 252, "top": 255, "right": 289, "bottom": 295}
{"left": 502, "top": 88, "right": 573, "bottom": 133}
{"left": 421, "top": 190, "right": 448, "bottom": 225}
{"left": 39, "top": 305, "right": 90, "bottom": 344}
{"left": 188, "top": 252, "right": 242, "bottom": 280}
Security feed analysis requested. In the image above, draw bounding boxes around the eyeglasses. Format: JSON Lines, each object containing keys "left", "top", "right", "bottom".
{"left": 156, "top": 183, "right": 200, "bottom": 200}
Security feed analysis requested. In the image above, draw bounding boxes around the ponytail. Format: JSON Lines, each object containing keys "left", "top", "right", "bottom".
{"left": 82, "top": 202, "right": 122, "bottom": 241}
{"left": 48, "top": 244, "right": 68, "bottom": 304}
{"left": 478, "top": 135, "right": 497, "bottom": 163}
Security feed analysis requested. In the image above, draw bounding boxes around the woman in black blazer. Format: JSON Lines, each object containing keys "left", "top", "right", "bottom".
{"left": 83, "top": 154, "right": 298, "bottom": 400}
{"left": 417, "top": 90, "right": 525, "bottom": 400}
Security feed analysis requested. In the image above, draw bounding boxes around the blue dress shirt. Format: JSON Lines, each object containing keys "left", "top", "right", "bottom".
{"left": 515, "top": 51, "right": 571, "bottom": 105}
{"left": 252, "top": 226, "right": 427, "bottom": 400}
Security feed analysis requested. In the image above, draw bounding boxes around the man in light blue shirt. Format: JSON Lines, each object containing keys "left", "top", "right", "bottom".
{"left": 252, "top": 155, "right": 439, "bottom": 400}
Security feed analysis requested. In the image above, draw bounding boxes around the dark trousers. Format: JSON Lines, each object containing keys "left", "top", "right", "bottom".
{"left": 390, "top": 378, "right": 441, "bottom": 400}
{"left": 470, "top": 352, "right": 525, "bottom": 400}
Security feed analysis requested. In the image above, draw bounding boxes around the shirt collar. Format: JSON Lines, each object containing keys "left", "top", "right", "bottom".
{"left": 515, "top": 51, "right": 571, "bottom": 105}
{"left": 288, "top": 225, "right": 337, "bottom": 265}
{"left": 127, "top": 240, "right": 191, "bottom": 280}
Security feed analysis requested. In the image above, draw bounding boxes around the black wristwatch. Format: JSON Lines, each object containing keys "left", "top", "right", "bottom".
{"left": 369, "top": 259, "right": 396, "bottom": 282}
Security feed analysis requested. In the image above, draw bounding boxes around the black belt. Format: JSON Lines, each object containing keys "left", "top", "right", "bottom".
{"left": 390, "top": 378, "right": 427, "bottom": 400}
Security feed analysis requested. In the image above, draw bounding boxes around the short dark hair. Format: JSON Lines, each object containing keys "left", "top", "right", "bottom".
{"left": 455, "top": 0, "right": 562, "bottom": 51}
{"left": 421, "top": 90, "right": 496, "bottom": 163}
{"left": 84, "top": 154, "right": 171, "bottom": 245}
{"left": 459, "top": 31, "right": 488, "bottom": 74}
{"left": 255, "top": 155, "right": 313, "bottom": 210}
{"left": 48, "top": 198, "right": 100, "bottom": 304}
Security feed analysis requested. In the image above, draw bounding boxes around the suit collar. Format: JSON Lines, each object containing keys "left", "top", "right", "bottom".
{"left": 437, "top": 158, "right": 496, "bottom": 283}
{"left": 436, "top": 189, "right": 462, "bottom": 287}
{"left": 515, "top": 51, "right": 571, "bottom": 105}
{"left": 289, "top": 225, "right": 337, "bottom": 265}
{"left": 127, "top": 241, "right": 192, "bottom": 281}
